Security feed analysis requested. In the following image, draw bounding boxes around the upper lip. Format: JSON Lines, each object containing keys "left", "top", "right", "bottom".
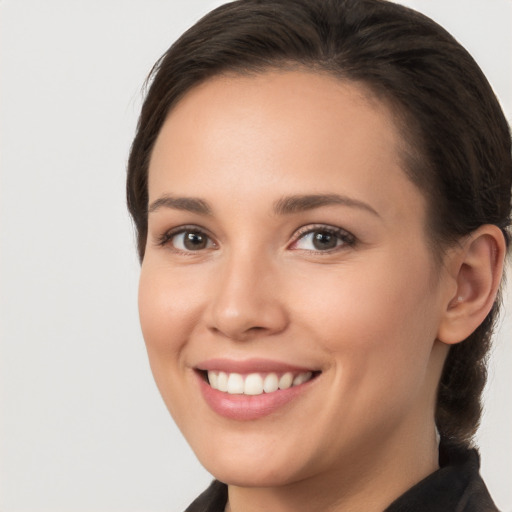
{"left": 195, "top": 358, "right": 319, "bottom": 374}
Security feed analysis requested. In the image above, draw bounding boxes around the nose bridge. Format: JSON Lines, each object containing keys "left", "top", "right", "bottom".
{"left": 208, "top": 243, "right": 287, "bottom": 339}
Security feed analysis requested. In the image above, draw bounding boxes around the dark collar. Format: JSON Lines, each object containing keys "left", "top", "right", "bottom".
{"left": 185, "top": 480, "right": 227, "bottom": 512}
{"left": 185, "top": 445, "right": 498, "bottom": 512}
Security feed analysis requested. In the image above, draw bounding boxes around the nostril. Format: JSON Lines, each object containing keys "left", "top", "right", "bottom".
{"left": 208, "top": 324, "right": 270, "bottom": 341}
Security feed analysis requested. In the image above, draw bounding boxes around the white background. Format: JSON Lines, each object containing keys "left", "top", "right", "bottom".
{"left": 1, "top": 1, "right": 511, "bottom": 511}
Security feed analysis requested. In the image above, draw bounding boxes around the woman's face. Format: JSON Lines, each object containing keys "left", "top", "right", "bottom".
{"left": 139, "top": 71, "right": 452, "bottom": 487}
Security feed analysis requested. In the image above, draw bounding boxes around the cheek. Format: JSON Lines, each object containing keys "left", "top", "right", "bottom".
{"left": 138, "top": 263, "right": 210, "bottom": 427}
{"left": 288, "top": 258, "right": 441, "bottom": 452}
{"left": 292, "top": 254, "right": 439, "bottom": 383}
{"left": 138, "top": 263, "right": 203, "bottom": 366}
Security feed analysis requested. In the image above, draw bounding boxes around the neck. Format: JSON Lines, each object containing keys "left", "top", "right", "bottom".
{"left": 226, "top": 425, "right": 439, "bottom": 512}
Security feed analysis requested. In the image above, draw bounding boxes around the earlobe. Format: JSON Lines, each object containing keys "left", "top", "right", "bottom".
{"left": 437, "top": 225, "right": 506, "bottom": 345}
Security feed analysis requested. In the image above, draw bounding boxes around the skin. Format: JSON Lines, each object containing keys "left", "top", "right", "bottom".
{"left": 138, "top": 71, "right": 503, "bottom": 512}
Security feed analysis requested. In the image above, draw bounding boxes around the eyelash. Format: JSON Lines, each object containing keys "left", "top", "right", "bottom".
{"left": 156, "top": 225, "right": 216, "bottom": 253}
{"left": 290, "top": 224, "right": 356, "bottom": 253}
{"left": 156, "top": 224, "right": 356, "bottom": 254}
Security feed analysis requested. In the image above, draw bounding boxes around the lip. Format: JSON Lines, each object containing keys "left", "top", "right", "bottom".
{"left": 196, "top": 357, "right": 315, "bottom": 374}
{"left": 194, "top": 358, "right": 320, "bottom": 421}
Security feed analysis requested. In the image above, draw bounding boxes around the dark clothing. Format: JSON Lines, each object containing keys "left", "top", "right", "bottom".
{"left": 185, "top": 445, "right": 499, "bottom": 511}
{"left": 185, "top": 480, "right": 228, "bottom": 512}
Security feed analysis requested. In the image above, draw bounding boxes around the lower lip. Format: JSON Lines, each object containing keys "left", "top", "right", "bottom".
{"left": 197, "top": 373, "right": 316, "bottom": 421}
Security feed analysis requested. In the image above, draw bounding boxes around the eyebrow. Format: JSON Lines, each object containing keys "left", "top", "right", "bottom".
{"left": 273, "top": 194, "right": 380, "bottom": 217}
{"left": 148, "top": 195, "right": 212, "bottom": 215}
{"left": 147, "top": 193, "right": 379, "bottom": 217}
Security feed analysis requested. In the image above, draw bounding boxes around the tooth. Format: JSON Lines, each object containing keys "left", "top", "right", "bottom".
{"left": 278, "top": 372, "right": 293, "bottom": 390}
{"left": 263, "top": 373, "right": 279, "bottom": 393}
{"left": 217, "top": 371, "right": 228, "bottom": 392}
{"left": 244, "top": 373, "right": 264, "bottom": 395}
{"left": 293, "top": 371, "right": 312, "bottom": 386}
{"left": 208, "top": 371, "right": 219, "bottom": 389}
{"left": 227, "top": 373, "right": 244, "bottom": 394}
{"left": 211, "top": 370, "right": 312, "bottom": 394}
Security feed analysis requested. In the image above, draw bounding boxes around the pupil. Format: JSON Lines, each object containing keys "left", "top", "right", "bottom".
{"left": 313, "top": 231, "right": 337, "bottom": 250}
{"left": 184, "top": 232, "right": 207, "bottom": 250}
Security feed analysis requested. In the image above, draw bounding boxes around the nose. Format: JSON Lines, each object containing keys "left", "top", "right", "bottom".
{"left": 206, "top": 250, "right": 289, "bottom": 341}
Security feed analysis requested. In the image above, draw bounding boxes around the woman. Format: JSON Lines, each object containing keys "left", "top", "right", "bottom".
{"left": 127, "top": 0, "right": 511, "bottom": 510}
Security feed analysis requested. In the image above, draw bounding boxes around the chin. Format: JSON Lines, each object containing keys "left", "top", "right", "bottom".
{"left": 189, "top": 428, "right": 320, "bottom": 488}
{"left": 203, "top": 457, "right": 305, "bottom": 488}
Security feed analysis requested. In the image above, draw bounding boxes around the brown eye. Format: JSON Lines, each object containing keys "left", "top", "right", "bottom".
{"left": 182, "top": 231, "right": 208, "bottom": 250}
{"left": 311, "top": 231, "right": 338, "bottom": 250}
{"left": 163, "top": 229, "right": 214, "bottom": 252}
{"left": 291, "top": 226, "right": 355, "bottom": 252}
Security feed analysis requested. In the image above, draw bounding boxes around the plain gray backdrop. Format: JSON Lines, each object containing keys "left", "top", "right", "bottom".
{"left": 1, "top": 1, "right": 511, "bottom": 511}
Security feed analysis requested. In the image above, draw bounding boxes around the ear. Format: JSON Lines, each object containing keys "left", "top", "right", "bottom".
{"left": 437, "top": 225, "right": 507, "bottom": 345}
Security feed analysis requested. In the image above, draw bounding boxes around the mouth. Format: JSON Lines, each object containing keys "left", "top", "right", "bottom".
{"left": 201, "top": 369, "right": 319, "bottom": 396}
{"left": 194, "top": 359, "right": 322, "bottom": 420}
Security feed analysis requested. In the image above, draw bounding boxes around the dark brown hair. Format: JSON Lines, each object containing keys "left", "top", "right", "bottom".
{"left": 127, "top": 0, "right": 512, "bottom": 448}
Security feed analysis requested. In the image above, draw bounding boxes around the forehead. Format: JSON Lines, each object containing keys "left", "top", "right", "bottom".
{"left": 148, "top": 70, "right": 426, "bottom": 224}
{"left": 153, "top": 70, "right": 398, "bottom": 160}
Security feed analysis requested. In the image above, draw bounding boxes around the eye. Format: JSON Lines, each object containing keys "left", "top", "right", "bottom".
{"left": 291, "top": 226, "right": 355, "bottom": 252}
{"left": 158, "top": 227, "right": 215, "bottom": 252}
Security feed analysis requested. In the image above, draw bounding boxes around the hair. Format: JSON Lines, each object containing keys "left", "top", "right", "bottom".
{"left": 127, "top": 0, "right": 512, "bottom": 448}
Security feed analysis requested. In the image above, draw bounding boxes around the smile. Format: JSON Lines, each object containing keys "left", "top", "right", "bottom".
{"left": 195, "top": 362, "right": 321, "bottom": 421}
{"left": 207, "top": 370, "right": 314, "bottom": 396}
